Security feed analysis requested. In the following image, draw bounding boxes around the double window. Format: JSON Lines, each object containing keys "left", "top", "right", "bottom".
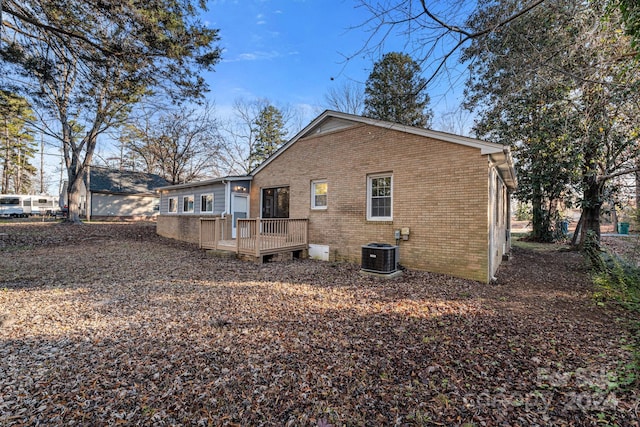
{"left": 367, "top": 173, "right": 393, "bottom": 221}
{"left": 311, "top": 180, "right": 328, "bottom": 210}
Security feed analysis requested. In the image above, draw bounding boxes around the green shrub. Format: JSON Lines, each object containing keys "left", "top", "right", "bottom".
{"left": 590, "top": 247, "right": 640, "bottom": 389}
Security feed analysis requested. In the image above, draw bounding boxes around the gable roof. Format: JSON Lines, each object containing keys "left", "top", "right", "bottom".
{"left": 87, "top": 167, "right": 170, "bottom": 195}
{"left": 251, "top": 110, "right": 517, "bottom": 189}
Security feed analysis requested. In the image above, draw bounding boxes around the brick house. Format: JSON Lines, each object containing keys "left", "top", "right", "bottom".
{"left": 249, "top": 110, "right": 516, "bottom": 282}
{"left": 156, "top": 110, "right": 516, "bottom": 282}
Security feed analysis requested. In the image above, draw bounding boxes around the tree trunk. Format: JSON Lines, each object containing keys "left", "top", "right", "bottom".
{"left": 636, "top": 156, "right": 640, "bottom": 211}
{"left": 531, "top": 192, "right": 553, "bottom": 242}
{"left": 571, "top": 213, "right": 584, "bottom": 246}
{"left": 2, "top": 121, "right": 9, "bottom": 194}
{"left": 64, "top": 166, "right": 86, "bottom": 224}
{"left": 574, "top": 175, "right": 603, "bottom": 248}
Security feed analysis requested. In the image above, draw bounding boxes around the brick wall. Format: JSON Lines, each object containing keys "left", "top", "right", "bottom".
{"left": 251, "top": 123, "right": 491, "bottom": 282}
{"left": 156, "top": 215, "right": 202, "bottom": 244}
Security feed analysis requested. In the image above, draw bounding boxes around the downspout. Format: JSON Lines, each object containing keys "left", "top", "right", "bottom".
{"left": 86, "top": 165, "right": 91, "bottom": 222}
{"left": 500, "top": 147, "right": 515, "bottom": 261}
{"left": 222, "top": 179, "right": 229, "bottom": 217}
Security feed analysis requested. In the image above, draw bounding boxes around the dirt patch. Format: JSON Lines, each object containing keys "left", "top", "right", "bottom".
{"left": 602, "top": 235, "right": 640, "bottom": 266}
{"left": 1, "top": 222, "right": 638, "bottom": 426}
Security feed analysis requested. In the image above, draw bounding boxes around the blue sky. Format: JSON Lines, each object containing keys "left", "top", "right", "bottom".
{"left": 43, "top": 0, "right": 473, "bottom": 194}
{"left": 201, "top": 0, "right": 470, "bottom": 128}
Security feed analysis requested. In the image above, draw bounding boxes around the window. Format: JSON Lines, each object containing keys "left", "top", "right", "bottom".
{"left": 262, "top": 187, "right": 290, "bottom": 218}
{"left": 182, "top": 195, "right": 194, "bottom": 213}
{"left": 201, "top": 193, "right": 214, "bottom": 213}
{"left": 311, "top": 180, "right": 328, "bottom": 210}
{"left": 367, "top": 174, "right": 393, "bottom": 221}
{"left": 168, "top": 197, "right": 177, "bottom": 213}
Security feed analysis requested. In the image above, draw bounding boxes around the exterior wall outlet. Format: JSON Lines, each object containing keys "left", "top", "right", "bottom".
{"left": 401, "top": 227, "right": 410, "bottom": 240}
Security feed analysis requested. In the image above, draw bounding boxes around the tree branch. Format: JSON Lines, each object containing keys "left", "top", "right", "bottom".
{"left": 3, "top": 4, "right": 119, "bottom": 57}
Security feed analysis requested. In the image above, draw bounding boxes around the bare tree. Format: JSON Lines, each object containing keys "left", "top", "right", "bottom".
{"left": 124, "top": 102, "right": 222, "bottom": 184}
{"left": 435, "top": 108, "right": 473, "bottom": 136}
{"left": 215, "top": 98, "right": 301, "bottom": 176}
{"left": 324, "top": 81, "right": 365, "bottom": 115}
{"left": 354, "top": 0, "right": 547, "bottom": 88}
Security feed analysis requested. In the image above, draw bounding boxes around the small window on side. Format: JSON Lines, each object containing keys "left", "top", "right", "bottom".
{"left": 183, "top": 195, "right": 194, "bottom": 213}
{"left": 311, "top": 180, "right": 328, "bottom": 210}
{"left": 201, "top": 193, "right": 214, "bottom": 213}
{"left": 367, "top": 173, "right": 393, "bottom": 221}
{"left": 168, "top": 197, "right": 178, "bottom": 213}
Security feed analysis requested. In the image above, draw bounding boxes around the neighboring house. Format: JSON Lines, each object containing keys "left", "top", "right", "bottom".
{"left": 61, "top": 167, "right": 170, "bottom": 220}
{"left": 157, "top": 110, "right": 517, "bottom": 283}
{"left": 156, "top": 176, "right": 251, "bottom": 243}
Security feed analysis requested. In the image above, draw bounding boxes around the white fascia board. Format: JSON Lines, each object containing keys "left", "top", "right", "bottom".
{"left": 155, "top": 175, "right": 251, "bottom": 192}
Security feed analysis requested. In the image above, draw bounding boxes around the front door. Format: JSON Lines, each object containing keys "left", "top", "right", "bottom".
{"left": 231, "top": 194, "right": 248, "bottom": 238}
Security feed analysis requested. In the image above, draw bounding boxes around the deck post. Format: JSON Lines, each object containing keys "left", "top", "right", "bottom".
{"left": 236, "top": 219, "right": 241, "bottom": 255}
{"left": 255, "top": 219, "right": 261, "bottom": 257}
{"left": 213, "top": 218, "right": 220, "bottom": 250}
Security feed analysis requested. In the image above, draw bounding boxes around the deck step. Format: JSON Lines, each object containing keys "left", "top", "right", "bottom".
{"left": 205, "top": 249, "right": 237, "bottom": 258}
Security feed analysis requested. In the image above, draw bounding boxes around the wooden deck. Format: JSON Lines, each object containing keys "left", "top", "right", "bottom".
{"left": 200, "top": 217, "right": 308, "bottom": 259}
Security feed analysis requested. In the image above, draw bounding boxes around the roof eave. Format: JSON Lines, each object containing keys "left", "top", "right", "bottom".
{"left": 489, "top": 149, "right": 518, "bottom": 190}
{"left": 251, "top": 110, "right": 512, "bottom": 175}
{"left": 155, "top": 175, "right": 252, "bottom": 192}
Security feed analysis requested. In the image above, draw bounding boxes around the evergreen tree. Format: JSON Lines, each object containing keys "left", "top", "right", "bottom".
{"left": 0, "top": 91, "right": 37, "bottom": 194}
{"left": 363, "top": 52, "right": 432, "bottom": 127}
{"left": 1, "top": 0, "right": 221, "bottom": 222}
{"left": 249, "top": 105, "right": 288, "bottom": 170}
{"left": 463, "top": 0, "right": 640, "bottom": 245}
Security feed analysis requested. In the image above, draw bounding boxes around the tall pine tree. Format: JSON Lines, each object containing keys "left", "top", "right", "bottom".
{"left": 0, "top": 91, "right": 36, "bottom": 194}
{"left": 249, "top": 105, "right": 288, "bottom": 171}
{"left": 363, "top": 52, "right": 432, "bottom": 128}
{"left": 1, "top": 0, "right": 221, "bottom": 222}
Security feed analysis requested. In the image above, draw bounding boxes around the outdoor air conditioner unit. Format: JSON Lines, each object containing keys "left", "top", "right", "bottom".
{"left": 361, "top": 243, "right": 399, "bottom": 274}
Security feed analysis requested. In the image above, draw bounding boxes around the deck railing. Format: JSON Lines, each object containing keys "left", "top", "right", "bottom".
{"left": 237, "top": 218, "right": 309, "bottom": 257}
{"left": 200, "top": 217, "right": 308, "bottom": 257}
{"left": 199, "top": 217, "right": 230, "bottom": 250}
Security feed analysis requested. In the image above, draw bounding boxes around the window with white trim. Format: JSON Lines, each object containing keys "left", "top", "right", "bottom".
{"left": 168, "top": 197, "right": 178, "bottom": 213}
{"left": 311, "top": 180, "right": 328, "bottom": 210}
{"left": 182, "top": 195, "right": 194, "bottom": 213}
{"left": 201, "top": 193, "right": 214, "bottom": 213}
{"left": 367, "top": 173, "right": 393, "bottom": 221}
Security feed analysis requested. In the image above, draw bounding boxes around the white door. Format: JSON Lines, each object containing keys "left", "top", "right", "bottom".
{"left": 231, "top": 194, "right": 248, "bottom": 238}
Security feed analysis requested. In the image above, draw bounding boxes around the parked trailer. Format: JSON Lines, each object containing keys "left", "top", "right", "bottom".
{"left": 0, "top": 195, "right": 31, "bottom": 217}
{"left": 30, "top": 195, "right": 60, "bottom": 216}
{"left": 0, "top": 194, "right": 59, "bottom": 217}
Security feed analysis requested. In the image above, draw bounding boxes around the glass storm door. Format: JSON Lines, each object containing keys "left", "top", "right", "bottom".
{"left": 231, "top": 194, "right": 248, "bottom": 239}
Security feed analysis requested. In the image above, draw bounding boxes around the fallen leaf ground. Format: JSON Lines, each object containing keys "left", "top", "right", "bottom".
{"left": 1, "top": 221, "right": 638, "bottom": 426}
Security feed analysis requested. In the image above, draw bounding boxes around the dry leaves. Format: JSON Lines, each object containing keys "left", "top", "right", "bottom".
{"left": 0, "top": 221, "right": 638, "bottom": 426}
